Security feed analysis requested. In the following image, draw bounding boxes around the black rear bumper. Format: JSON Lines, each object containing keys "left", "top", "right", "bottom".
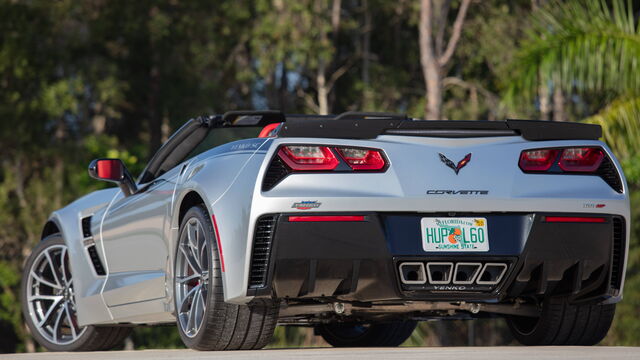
{"left": 247, "top": 212, "right": 626, "bottom": 305}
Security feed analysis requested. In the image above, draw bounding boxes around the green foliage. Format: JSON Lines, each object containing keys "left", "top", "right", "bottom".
{"left": 0, "top": 262, "right": 22, "bottom": 353}
{"left": 507, "top": 0, "right": 640, "bottom": 102}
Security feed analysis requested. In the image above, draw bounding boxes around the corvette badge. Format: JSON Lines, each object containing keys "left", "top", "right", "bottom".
{"left": 439, "top": 153, "right": 472, "bottom": 175}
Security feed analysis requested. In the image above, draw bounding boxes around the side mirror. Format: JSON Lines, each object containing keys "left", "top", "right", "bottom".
{"left": 88, "top": 159, "right": 137, "bottom": 196}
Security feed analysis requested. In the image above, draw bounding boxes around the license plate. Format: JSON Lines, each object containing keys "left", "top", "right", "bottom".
{"left": 421, "top": 217, "right": 489, "bottom": 252}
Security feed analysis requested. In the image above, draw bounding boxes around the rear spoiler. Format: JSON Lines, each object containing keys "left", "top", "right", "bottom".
{"left": 209, "top": 110, "right": 602, "bottom": 141}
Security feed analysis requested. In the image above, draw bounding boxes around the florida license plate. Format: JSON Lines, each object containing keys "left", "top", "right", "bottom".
{"left": 421, "top": 217, "right": 489, "bottom": 252}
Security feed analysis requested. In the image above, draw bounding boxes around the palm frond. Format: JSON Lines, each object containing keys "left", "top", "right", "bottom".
{"left": 585, "top": 96, "right": 640, "bottom": 159}
{"left": 506, "top": 0, "right": 640, "bottom": 103}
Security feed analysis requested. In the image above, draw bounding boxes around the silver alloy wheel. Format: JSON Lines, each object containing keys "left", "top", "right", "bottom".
{"left": 175, "top": 217, "right": 209, "bottom": 338}
{"left": 26, "top": 244, "right": 86, "bottom": 345}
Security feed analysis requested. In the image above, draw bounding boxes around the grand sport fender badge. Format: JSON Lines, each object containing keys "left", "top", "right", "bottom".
{"left": 439, "top": 153, "right": 472, "bottom": 175}
{"left": 291, "top": 201, "right": 322, "bottom": 210}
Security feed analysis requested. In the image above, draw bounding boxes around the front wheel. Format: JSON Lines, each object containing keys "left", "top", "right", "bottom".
{"left": 316, "top": 321, "right": 417, "bottom": 347}
{"left": 21, "top": 234, "right": 131, "bottom": 351}
{"left": 506, "top": 297, "right": 615, "bottom": 345}
{"left": 174, "top": 205, "right": 278, "bottom": 350}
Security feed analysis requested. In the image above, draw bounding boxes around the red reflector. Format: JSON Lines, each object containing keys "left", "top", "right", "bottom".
{"left": 545, "top": 216, "right": 606, "bottom": 223}
{"left": 278, "top": 146, "right": 339, "bottom": 171}
{"left": 336, "top": 148, "right": 386, "bottom": 170}
{"left": 519, "top": 149, "right": 559, "bottom": 172}
{"left": 288, "top": 215, "right": 365, "bottom": 222}
{"left": 211, "top": 215, "right": 225, "bottom": 272}
{"left": 558, "top": 147, "right": 604, "bottom": 172}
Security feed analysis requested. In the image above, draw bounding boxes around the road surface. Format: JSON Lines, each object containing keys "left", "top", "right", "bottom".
{"left": 2, "top": 347, "right": 639, "bottom": 360}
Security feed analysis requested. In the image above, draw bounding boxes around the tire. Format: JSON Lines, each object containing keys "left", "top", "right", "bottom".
{"left": 21, "top": 234, "right": 131, "bottom": 351}
{"left": 174, "top": 205, "right": 278, "bottom": 350}
{"left": 316, "top": 321, "right": 417, "bottom": 347}
{"left": 506, "top": 297, "right": 615, "bottom": 345}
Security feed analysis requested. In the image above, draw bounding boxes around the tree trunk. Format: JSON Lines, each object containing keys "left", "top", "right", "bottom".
{"left": 362, "top": 0, "right": 372, "bottom": 109}
{"left": 317, "top": 60, "right": 329, "bottom": 115}
{"left": 553, "top": 81, "right": 565, "bottom": 122}
{"left": 539, "top": 82, "right": 550, "bottom": 121}
{"left": 419, "top": 0, "right": 442, "bottom": 119}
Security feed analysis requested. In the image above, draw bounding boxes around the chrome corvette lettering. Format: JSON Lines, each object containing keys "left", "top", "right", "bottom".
{"left": 426, "top": 190, "right": 489, "bottom": 195}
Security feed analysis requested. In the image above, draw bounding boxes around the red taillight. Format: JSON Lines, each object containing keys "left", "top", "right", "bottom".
{"left": 519, "top": 149, "right": 559, "bottom": 172}
{"left": 558, "top": 147, "right": 604, "bottom": 172}
{"left": 258, "top": 122, "right": 281, "bottom": 138}
{"left": 545, "top": 216, "right": 606, "bottom": 223}
{"left": 336, "top": 147, "right": 386, "bottom": 170}
{"left": 288, "top": 215, "right": 365, "bottom": 222}
{"left": 278, "top": 145, "right": 339, "bottom": 171}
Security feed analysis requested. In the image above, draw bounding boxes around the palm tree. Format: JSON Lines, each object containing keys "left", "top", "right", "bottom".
{"left": 507, "top": 0, "right": 640, "bottom": 182}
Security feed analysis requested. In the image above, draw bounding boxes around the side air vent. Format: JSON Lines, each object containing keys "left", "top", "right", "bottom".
{"left": 610, "top": 217, "right": 626, "bottom": 290}
{"left": 597, "top": 156, "right": 623, "bottom": 193}
{"left": 262, "top": 156, "right": 290, "bottom": 191}
{"left": 248, "top": 215, "right": 278, "bottom": 288}
{"left": 87, "top": 245, "right": 106, "bottom": 276}
{"left": 81, "top": 216, "right": 92, "bottom": 238}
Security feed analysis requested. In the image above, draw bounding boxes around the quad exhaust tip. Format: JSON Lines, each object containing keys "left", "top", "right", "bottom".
{"left": 399, "top": 261, "right": 508, "bottom": 286}
{"left": 476, "top": 263, "right": 508, "bottom": 285}
{"left": 399, "top": 262, "right": 427, "bottom": 284}
{"left": 426, "top": 262, "right": 454, "bottom": 284}
{"left": 452, "top": 262, "right": 482, "bottom": 285}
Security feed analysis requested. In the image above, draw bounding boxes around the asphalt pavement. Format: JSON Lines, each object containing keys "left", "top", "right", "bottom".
{"left": 1, "top": 347, "right": 639, "bottom": 360}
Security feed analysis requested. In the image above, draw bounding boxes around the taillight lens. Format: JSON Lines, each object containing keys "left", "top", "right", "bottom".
{"left": 519, "top": 149, "right": 559, "bottom": 172}
{"left": 336, "top": 147, "right": 386, "bottom": 170}
{"left": 558, "top": 147, "right": 604, "bottom": 172}
{"left": 278, "top": 145, "right": 339, "bottom": 171}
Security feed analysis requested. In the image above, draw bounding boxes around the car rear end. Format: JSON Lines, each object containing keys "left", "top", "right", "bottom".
{"left": 241, "top": 118, "right": 628, "bottom": 340}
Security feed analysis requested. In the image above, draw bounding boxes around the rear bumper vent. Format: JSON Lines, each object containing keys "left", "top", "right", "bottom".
{"left": 597, "top": 156, "right": 623, "bottom": 193}
{"left": 610, "top": 217, "right": 626, "bottom": 290}
{"left": 262, "top": 157, "right": 290, "bottom": 191}
{"left": 248, "top": 215, "right": 278, "bottom": 289}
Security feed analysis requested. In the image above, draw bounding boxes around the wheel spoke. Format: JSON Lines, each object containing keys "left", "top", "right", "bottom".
{"left": 59, "top": 247, "right": 69, "bottom": 286}
{"left": 194, "top": 287, "right": 205, "bottom": 330}
{"left": 187, "top": 223, "right": 202, "bottom": 270}
{"left": 178, "top": 284, "right": 201, "bottom": 313}
{"left": 38, "top": 297, "right": 64, "bottom": 328}
{"left": 52, "top": 305, "right": 65, "bottom": 343}
{"left": 29, "top": 294, "right": 63, "bottom": 302}
{"left": 186, "top": 291, "right": 197, "bottom": 333}
{"left": 64, "top": 302, "right": 77, "bottom": 339}
{"left": 176, "top": 273, "right": 200, "bottom": 284}
{"left": 179, "top": 244, "right": 201, "bottom": 274}
{"left": 44, "top": 251, "right": 62, "bottom": 288}
{"left": 30, "top": 271, "right": 63, "bottom": 290}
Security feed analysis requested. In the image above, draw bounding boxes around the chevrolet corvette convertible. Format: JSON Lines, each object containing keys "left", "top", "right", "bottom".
{"left": 21, "top": 111, "right": 629, "bottom": 351}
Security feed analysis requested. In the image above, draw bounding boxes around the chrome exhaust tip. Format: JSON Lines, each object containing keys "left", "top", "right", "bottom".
{"left": 476, "top": 263, "right": 508, "bottom": 285}
{"left": 399, "top": 262, "right": 427, "bottom": 284}
{"left": 426, "top": 262, "right": 454, "bottom": 284}
{"left": 452, "top": 262, "right": 482, "bottom": 284}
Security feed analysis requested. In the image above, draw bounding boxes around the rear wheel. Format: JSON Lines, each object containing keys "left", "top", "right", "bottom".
{"left": 21, "top": 234, "right": 131, "bottom": 351}
{"left": 506, "top": 297, "right": 615, "bottom": 345}
{"left": 316, "top": 321, "right": 417, "bottom": 347}
{"left": 174, "top": 205, "right": 278, "bottom": 350}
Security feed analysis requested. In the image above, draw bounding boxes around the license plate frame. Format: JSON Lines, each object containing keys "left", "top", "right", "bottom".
{"left": 421, "top": 217, "right": 490, "bottom": 252}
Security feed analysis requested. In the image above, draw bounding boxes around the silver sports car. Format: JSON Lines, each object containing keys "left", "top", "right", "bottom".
{"left": 21, "top": 111, "right": 630, "bottom": 351}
